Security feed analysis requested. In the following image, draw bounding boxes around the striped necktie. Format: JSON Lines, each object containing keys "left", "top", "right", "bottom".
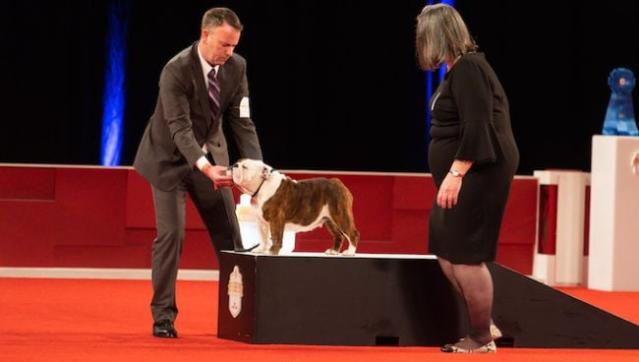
{"left": 207, "top": 68, "right": 221, "bottom": 118}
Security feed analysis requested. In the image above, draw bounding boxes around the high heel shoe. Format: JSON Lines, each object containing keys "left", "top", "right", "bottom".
{"left": 441, "top": 339, "right": 496, "bottom": 353}
{"left": 456, "top": 322, "right": 503, "bottom": 343}
{"left": 490, "top": 323, "right": 503, "bottom": 339}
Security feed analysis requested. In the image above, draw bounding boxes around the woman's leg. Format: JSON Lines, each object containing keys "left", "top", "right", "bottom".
{"left": 452, "top": 262, "right": 494, "bottom": 346}
{"left": 437, "top": 257, "right": 462, "bottom": 294}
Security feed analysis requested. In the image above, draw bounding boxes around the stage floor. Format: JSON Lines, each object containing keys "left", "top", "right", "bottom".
{"left": 1, "top": 277, "right": 637, "bottom": 362}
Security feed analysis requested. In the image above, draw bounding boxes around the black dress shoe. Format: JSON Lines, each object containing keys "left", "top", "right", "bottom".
{"left": 153, "top": 319, "right": 178, "bottom": 338}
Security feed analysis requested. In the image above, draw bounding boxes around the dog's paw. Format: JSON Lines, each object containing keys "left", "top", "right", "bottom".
{"left": 341, "top": 248, "right": 356, "bottom": 256}
{"left": 324, "top": 248, "right": 340, "bottom": 256}
{"left": 267, "top": 248, "right": 281, "bottom": 256}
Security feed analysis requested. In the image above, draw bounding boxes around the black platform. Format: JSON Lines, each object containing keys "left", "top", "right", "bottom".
{"left": 217, "top": 251, "right": 639, "bottom": 348}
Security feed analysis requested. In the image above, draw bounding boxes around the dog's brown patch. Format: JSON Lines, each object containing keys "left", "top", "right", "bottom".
{"left": 262, "top": 177, "right": 359, "bottom": 254}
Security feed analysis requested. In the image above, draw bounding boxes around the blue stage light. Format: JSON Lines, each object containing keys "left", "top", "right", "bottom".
{"left": 100, "top": 0, "right": 129, "bottom": 166}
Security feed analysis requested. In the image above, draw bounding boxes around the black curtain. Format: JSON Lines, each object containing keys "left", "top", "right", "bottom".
{"left": 457, "top": 0, "right": 639, "bottom": 172}
{"left": 1, "top": 1, "right": 108, "bottom": 164}
{"left": 2, "top": 0, "right": 639, "bottom": 173}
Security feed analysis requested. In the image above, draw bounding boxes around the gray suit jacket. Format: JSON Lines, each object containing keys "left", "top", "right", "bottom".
{"left": 134, "top": 42, "right": 262, "bottom": 191}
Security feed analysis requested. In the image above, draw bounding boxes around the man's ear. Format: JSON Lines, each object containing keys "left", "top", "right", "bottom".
{"left": 261, "top": 166, "right": 270, "bottom": 178}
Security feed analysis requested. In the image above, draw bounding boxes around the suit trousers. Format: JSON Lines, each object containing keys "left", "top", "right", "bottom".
{"left": 150, "top": 169, "right": 241, "bottom": 322}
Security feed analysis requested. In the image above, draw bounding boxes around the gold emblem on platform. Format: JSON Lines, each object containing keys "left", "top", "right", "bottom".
{"left": 228, "top": 265, "right": 244, "bottom": 318}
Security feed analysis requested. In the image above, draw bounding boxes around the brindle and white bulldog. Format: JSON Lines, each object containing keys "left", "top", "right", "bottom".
{"left": 230, "top": 159, "right": 359, "bottom": 256}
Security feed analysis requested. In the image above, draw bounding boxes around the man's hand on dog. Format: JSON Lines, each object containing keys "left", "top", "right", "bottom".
{"left": 202, "top": 164, "right": 233, "bottom": 189}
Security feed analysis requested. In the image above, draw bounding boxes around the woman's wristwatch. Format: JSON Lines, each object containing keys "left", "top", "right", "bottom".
{"left": 448, "top": 169, "right": 464, "bottom": 177}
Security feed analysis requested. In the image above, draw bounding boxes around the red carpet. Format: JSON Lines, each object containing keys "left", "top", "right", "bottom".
{"left": 1, "top": 278, "right": 638, "bottom": 362}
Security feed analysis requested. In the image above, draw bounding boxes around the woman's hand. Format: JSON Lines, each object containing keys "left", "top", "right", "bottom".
{"left": 437, "top": 173, "right": 463, "bottom": 209}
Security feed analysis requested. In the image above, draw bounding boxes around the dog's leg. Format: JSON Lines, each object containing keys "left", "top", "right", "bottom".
{"left": 342, "top": 228, "right": 360, "bottom": 256}
{"left": 255, "top": 221, "right": 270, "bottom": 254}
{"left": 268, "top": 222, "right": 284, "bottom": 256}
{"left": 326, "top": 182, "right": 359, "bottom": 256}
{"left": 332, "top": 213, "right": 359, "bottom": 256}
{"left": 323, "top": 218, "right": 342, "bottom": 256}
{"left": 341, "top": 233, "right": 355, "bottom": 256}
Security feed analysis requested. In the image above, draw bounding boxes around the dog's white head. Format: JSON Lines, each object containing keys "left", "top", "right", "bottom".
{"left": 230, "top": 159, "right": 273, "bottom": 195}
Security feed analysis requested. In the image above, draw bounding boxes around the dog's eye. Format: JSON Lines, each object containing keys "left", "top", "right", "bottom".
{"left": 242, "top": 165, "right": 248, "bottom": 170}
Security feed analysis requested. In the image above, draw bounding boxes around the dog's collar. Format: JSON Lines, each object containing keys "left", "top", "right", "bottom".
{"left": 250, "top": 168, "right": 278, "bottom": 198}
{"left": 232, "top": 168, "right": 276, "bottom": 199}
{"left": 251, "top": 176, "right": 267, "bottom": 198}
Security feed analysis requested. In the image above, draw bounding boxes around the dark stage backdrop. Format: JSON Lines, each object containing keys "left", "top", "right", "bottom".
{"left": 2, "top": 1, "right": 638, "bottom": 174}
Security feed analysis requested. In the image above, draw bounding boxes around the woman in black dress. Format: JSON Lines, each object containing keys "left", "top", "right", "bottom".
{"left": 416, "top": 4, "right": 519, "bottom": 353}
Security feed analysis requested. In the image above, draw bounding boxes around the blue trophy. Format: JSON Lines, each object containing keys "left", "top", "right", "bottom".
{"left": 602, "top": 68, "right": 639, "bottom": 136}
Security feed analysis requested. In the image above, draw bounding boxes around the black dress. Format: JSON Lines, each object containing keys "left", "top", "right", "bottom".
{"left": 428, "top": 52, "right": 519, "bottom": 264}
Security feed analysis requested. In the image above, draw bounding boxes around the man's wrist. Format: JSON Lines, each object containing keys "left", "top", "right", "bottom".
{"left": 196, "top": 156, "right": 211, "bottom": 172}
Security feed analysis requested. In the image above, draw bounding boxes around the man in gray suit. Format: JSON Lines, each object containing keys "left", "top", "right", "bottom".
{"left": 133, "top": 7, "right": 262, "bottom": 338}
